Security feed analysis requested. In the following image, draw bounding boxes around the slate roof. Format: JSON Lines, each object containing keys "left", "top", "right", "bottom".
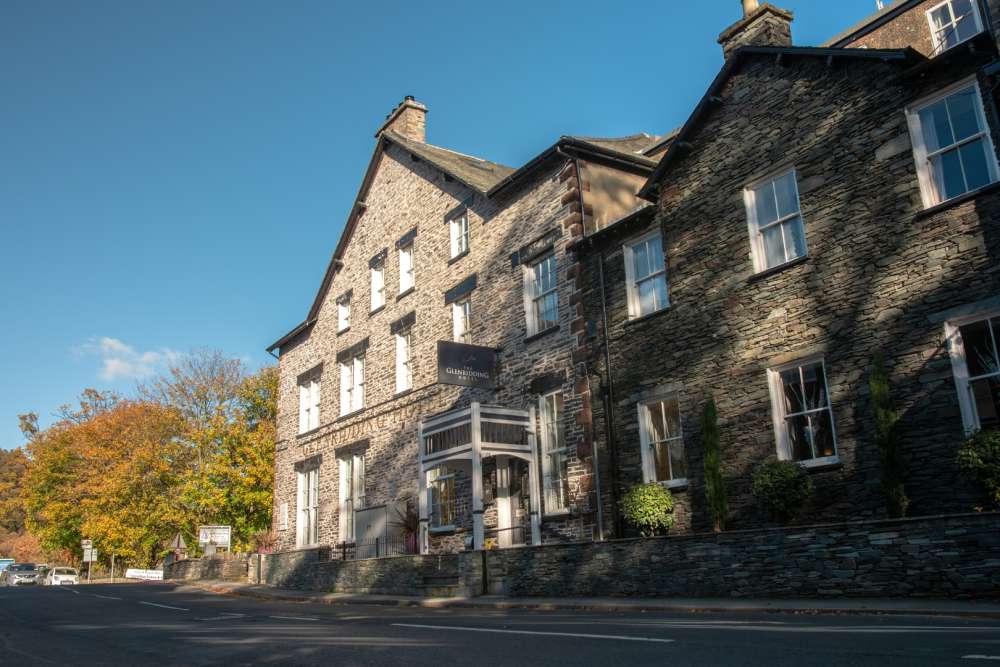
{"left": 567, "top": 133, "right": 664, "bottom": 160}
{"left": 387, "top": 131, "right": 516, "bottom": 194}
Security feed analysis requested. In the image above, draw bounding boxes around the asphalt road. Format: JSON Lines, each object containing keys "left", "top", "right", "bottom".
{"left": 0, "top": 583, "right": 998, "bottom": 666}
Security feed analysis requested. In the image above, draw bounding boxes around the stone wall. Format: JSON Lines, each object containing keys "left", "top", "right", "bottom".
{"left": 247, "top": 545, "right": 473, "bottom": 596}
{"left": 583, "top": 46, "right": 1000, "bottom": 536}
{"left": 485, "top": 512, "right": 1000, "bottom": 599}
{"left": 165, "top": 555, "right": 249, "bottom": 582}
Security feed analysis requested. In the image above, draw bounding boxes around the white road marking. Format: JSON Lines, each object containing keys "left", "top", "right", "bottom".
{"left": 195, "top": 613, "right": 247, "bottom": 621}
{"left": 269, "top": 615, "right": 320, "bottom": 622}
{"left": 60, "top": 588, "right": 80, "bottom": 595}
{"left": 138, "top": 601, "right": 188, "bottom": 611}
{"left": 392, "top": 623, "right": 675, "bottom": 644}
{"left": 91, "top": 594, "right": 122, "bottom": 600}
{"left": 963, "top": 657, "right": 1000, "bottom": 661}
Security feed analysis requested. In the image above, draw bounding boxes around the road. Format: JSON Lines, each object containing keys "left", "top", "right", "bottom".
{"left": 0, "top": 583, "right": 998, "bottom": 665}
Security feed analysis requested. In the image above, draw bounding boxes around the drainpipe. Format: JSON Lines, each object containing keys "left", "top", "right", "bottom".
{"left": 595, "top": 245, "right": 623, "bottom": 539}
{"left": 562, "top": 150, "right": 621, "bottom": 540}
{"left": 567, "top": 153, "right": 606, "bottom": 543}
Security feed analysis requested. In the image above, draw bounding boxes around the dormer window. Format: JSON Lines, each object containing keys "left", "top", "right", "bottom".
{"left": 927, "top": 0, "right": 983, "bottom": 53}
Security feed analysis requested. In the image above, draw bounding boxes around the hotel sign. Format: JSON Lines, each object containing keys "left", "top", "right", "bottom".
{"left": 437, "top": 341, "right": 497, "bottom": 389}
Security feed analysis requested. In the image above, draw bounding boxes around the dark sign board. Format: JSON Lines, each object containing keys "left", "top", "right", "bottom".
{"left": 437, "top": 340, "right": 497, "bottom": 389}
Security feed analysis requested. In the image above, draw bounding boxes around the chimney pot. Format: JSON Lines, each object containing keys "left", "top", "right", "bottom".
{"left": 742, "top": 0, "right": 759, "bottom": 16}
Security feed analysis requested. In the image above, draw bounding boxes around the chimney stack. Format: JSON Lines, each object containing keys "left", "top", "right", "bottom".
{"left": 375, "top": 96, "right": 428, "bottom": 142}
{"left": 718, "top": 2, "right": 793, "bottom": 60}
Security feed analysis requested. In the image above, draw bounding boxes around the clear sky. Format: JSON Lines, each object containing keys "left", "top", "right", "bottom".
{"left": 1, "top": 0, "right": 884, "bottom": 449}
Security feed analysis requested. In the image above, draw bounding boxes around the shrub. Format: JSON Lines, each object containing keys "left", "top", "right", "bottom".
{"left": 957, "top": 429, "right": 1000, "bottom": 508}
{"left": 869, "top": 354, "right": 909, "bottom": 517}
{"left": 751, "top": 460, "right": 813, "bottom": 524}
{"left": 701, "top": 398, "right": 728, "bottom": 532}
{"left": 621, "top": 483, "right": 674, "bottom": 537}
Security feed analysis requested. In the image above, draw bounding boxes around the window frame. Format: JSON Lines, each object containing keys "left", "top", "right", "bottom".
{"left": 743, "top": 168, "right": 808, "bottom": 274}
{"left": 398, "top": 243, "right": 415, "bottom": 294}
{"left": 636, "top": 395, "right": 688, "bottom": 488}
{"left": 338, "top": 453, "right": 365, "bottom": 543}
{"left": 278, "top": 501, "right": 288, "bottom": 531}
{"left": 297, "top": 369, "right": 321, "bottom": 434}
{"left": 906, "top": 77, "right": 1000, "bottom": 209}
{"left": 296, "top": 467, "right": 319, "bottom": 548}
{"left": 395, "top": 330, "right": 413, "bottom": 394}
{"left": 370, "top": 263, "right": 385, "bottom": 312}
{"left": 622, "top": 229, "right": 670, "bottom": 320}
{"left": 452, "top": 297, "right": 472, "bottom": 344}
{"left": 522, "top": 252, "right": 559, "bottom": 337}
{"left": 449, "top": 214, "right": 470, "bottom": 259}
{"left": 339, "top": 354, "right": 365, "bottom": 416}
{"left": 766, "top": 356, "right": 840, "bottom": 468}
{"left": 337, "top": 298, "right": 351, "bottom": 333}
{"left": 428, "top": 468, "right": 457, "bottom": 532}
{"left": 945, "top": 307, "right": 1000, "bottom": 434}
{"left": 538, "top": 390, "right": 571, "bottom": 515}
{"left": 926, "top": 0, "right": 984, "bottom": 53}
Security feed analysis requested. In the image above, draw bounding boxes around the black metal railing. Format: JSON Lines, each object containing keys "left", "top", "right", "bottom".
{"left": 332, "top": 535, "right": 418, "bottom": 561}
{"left": 482, "top": 524, "right": 527, "bottom": 549}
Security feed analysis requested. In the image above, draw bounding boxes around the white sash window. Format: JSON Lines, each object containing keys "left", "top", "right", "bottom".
{"left": 340, "top": 355, "right": 365, "bottom": 416}
{"left": 338, "top": 453, "right": 365, "bottom": 542}
{"left": 296, "top": 467, "right": 319, "bottom": 547}
{"left": 623, "top": 231, "right": 669, "bottom": 319}
{"left": 395, "top": 332, "right": 413, "bottom": 393}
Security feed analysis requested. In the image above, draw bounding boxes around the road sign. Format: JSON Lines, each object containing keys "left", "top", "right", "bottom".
{"left": 83, "top": 548, "right": 98, "bottom": 563}
{"left": 81, "top": 539, "right": 93, "bottom": 549}
{"left": 125, "top": 568, "right": 163, "bottom": 581}
{"left": 198, "top": 525, "right": 231, "bottom": 548}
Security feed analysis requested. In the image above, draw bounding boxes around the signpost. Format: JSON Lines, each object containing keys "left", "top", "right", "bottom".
{"left": 82, "top": 544, "right": 98, "bottom": 583}
{"left": 198, "top": 525, "right": 232, "bottom": 552}
{"left": 436, "top": 341, "right": 498, "bottom": 388}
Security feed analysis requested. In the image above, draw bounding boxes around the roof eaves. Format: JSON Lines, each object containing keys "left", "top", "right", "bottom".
{"left": 266, "top": 318, "right": 316, "bottom": 354}
{"left": 822, "top": 0, "right": 921, "bottom": 48}
{"left": 637, "top": 45, "right": 921, "bottom": 200}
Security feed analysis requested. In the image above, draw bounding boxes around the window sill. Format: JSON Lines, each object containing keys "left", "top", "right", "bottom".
{"left": 429, "top": 525, "right": 456, "bottom": 535}
{"left": 396, "top": 287, "right": 415, "bottom": 301}
{"left": 746, "top": 255, "right": 809, "bottom": 284}
{"left": 543, "top": 509, "right": 572, "bottom": 519}
{"left": 625, "top": 305, "right": 670, "bottom": 327}
{"left": 915, "top": 181, "right": 1000, "bottom": 220}
{"left": 336, "top": 326, "right": 350, "bottom": 337}
{"left": 798, "top": 456, "right": 841, "bottom": 472}
{"left": 296, "top": 426, "right": 323, "bottom": 439}
{"left": 394, "top": 388, "right": 413, "bottom": 398}
{"left": 658, "top": 479, "right": 689, "bottom": 491}
{"left": 524, "top": 325, "right": 560, "bottom": 345}
{"left": 368, "top": 305, "right": 385, "bottom": 317}
{"left": 447, "top": 250, "right": 470, "bottom": 266}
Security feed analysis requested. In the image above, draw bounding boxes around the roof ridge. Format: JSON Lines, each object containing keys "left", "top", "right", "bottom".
{"left": 387, "top": 130, "right": 512, "bottom": 169}
{"left": 569, "top": 132, "right": 655, "bottom": 142}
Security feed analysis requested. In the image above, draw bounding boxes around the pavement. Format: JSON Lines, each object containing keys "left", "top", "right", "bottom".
{"left": 191, "top": 578, "right": 1000, "bottom": 619}
{"left": 3, "top": 582, "right": 999, "bottom": 665}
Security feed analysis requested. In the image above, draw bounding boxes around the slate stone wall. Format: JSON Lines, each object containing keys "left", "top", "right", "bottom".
{"left": 274, "top": 141, "right": 603, "bottom": 553}
{"left": 165, "top": 555, "right": 249, "bottom": 582}
{"left": 249, "top": 545, "right": 469, "bottom": 596}
{"left": 485, "top": 512, "right": 1000, "bottom": 599}
{"left": 583, "top": 48, "right": 1000, "bottom": 535}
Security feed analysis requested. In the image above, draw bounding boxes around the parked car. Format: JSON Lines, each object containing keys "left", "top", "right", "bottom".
{"left": 44, "top": 567, "right": 79, "bottom": 586}
{"left": 2, "top": 563, "right": 39, "bottom": 586}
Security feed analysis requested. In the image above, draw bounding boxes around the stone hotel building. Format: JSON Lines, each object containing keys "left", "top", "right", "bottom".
{"left": 268, "top": 0, "right": 1000, "bottom": 554}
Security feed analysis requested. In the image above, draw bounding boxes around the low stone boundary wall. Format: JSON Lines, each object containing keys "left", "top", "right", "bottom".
{"left": 165, "top": 555, "right": 249, "bottom": 582}
{"left": 485, "top": 512, "right": 1000, "bottom": 599}
{"left": 247, "top": 547, "right": 478, "bottom": 597}
{"left": 169, "top": 512, "right": 1000, "bottom": 600}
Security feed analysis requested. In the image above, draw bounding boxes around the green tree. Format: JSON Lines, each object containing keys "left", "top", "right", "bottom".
{"left": 621, "top": 483, "right": 675, "bottom": 537}
{"left": 701, "top": 398, "right": 728, "bottom": 532}
{"left": 870, "top": 354, "right": 908, "bottom": 517}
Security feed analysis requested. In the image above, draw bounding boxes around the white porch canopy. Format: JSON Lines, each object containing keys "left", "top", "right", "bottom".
{"left": 417, "top": 402, "right": 541, "bottom": 552}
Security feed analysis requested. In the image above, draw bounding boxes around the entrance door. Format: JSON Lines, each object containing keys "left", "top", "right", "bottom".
{"left": 495, "top": 457, "right": 527, "bottom": 548}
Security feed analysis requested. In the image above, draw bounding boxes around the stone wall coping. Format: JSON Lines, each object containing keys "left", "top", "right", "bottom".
{"left": 496, "top": 511, "right": 1000, "bottom": 552}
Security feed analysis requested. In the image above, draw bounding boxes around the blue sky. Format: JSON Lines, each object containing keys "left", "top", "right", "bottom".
{"left": 0, "top": 0, "right": 882, "bottom": 448}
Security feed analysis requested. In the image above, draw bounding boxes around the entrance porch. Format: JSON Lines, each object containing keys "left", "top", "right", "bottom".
{"left": 417, "top": 402, "right": 542, "bottom": 553}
